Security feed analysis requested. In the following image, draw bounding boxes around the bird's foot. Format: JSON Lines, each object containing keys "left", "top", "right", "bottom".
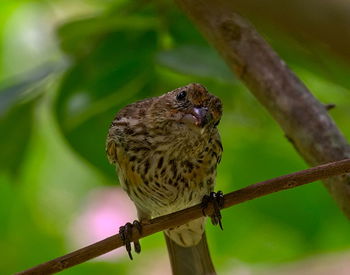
{"left": 119, "top": 220, "right": 142, "bottom": 260}
{"left": 201, "top": 191, "right": 224, "bottom": 230}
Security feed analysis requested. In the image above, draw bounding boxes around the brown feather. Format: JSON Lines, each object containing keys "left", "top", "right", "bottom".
{"left": 107, "top": 83, "right": 223, "bottom": 274}
{"left": 165, "top": 232, "right": 216, "bottom": 275}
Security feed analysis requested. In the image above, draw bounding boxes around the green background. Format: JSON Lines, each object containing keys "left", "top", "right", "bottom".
{"left": 1, "top": 1, "right": 350, "bottom": 274}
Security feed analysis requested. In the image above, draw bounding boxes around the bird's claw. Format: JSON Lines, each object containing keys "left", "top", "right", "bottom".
{"left": 119, "top": 220, "right": 142, "bottom": 260}
{"left": 201, "top": 191, "right": 224, "bottom": 230}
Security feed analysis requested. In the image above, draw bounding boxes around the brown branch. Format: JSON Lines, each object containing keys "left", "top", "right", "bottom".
{"left": 223, "top": 0, "right": 350, "bottom": 65}
{"left": 174, "top": 0, "right": 350, "bottom": 217}
{"left": 16, "top": 159, "right": 350, "bottom": 275}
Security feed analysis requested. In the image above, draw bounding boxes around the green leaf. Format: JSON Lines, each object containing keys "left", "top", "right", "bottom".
{"left": 0, "top": 64, "right": 61, "bottom": 177}
{"left": 57, "top": 14, "right": 158, "bottom": 57}
{"left": 0, "top": 63, "right": 60, "bottom": 115}
{"left": 55, "top": 19, "right": 159, "bottom": 177}
{"left": 0, "top": 101, "right": 35, "bottom": 176}
{"left": 157, "top": 45, "right": 236, "bottom": 83}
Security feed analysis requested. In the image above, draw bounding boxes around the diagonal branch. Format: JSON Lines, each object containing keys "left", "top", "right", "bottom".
{"left": 174, "top": 0, "right": 350, "bottom": 218}
{"left": 16, "top": 159, "right": 350, "bottom": 275}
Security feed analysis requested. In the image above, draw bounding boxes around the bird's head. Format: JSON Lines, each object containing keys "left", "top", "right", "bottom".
{"left": 151, "top": 83, "right": 222, "bottom": 133}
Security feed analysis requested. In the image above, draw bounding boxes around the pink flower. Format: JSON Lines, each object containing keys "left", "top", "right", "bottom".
{"left": 68, "top": 187, "right": 136, "bottom": 260}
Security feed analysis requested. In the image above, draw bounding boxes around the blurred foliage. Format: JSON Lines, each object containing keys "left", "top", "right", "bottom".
{"left": 1, "top": 0, "right": 350, "bottom": 274}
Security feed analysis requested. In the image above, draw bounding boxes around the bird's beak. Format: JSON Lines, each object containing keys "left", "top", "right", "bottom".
{"left": 192, "top": 107, "right": 211, "bottom": 127}
{"left": 180, "top": 107, "right": 213, "bottom": 128}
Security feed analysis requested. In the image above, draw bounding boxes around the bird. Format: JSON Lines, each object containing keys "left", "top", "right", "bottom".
{"left": 106, "top": 83, "right": 223, "bottom": 275}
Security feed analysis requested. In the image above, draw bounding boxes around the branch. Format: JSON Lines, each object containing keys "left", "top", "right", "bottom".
{"left": 174, "top": 0, "right": 350, "bottom": 217}
{"left": 223, "top": 0, "right": 350, "bottom": 65}
{"left": 16, "top": 159, "right": 350, "bottom": 275}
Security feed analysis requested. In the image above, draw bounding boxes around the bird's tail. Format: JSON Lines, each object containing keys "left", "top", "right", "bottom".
{"left": 164, "top": 231, "right": 216, "bottom": 275}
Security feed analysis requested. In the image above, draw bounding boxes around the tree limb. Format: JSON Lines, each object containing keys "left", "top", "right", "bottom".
{"left": 174, "top": 0, "right": 350, "bottom": 217}
{"left": 224, "top": 0, "right": 350, "bottom": 66}
{"left": 16, "top": 159, "right": 350, "bottom": 275}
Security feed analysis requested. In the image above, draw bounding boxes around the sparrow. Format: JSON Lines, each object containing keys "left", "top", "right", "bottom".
{"left": 106, "top": 83, "right": 223, "bottom": 274}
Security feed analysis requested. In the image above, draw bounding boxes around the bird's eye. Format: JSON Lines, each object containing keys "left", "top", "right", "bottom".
{"left": 176, "top": 90, "right": 187, "bottom": 101}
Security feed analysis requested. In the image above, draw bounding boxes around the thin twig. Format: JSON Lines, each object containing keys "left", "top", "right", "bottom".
{"left": 16, "top": 159, "right": 350, "bottom": 275}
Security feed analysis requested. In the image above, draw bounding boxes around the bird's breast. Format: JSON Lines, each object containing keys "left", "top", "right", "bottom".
{"left": 119, "top": 136, "right": 221, "bottom": 218}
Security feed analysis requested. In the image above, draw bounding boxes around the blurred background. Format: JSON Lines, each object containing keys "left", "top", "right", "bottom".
{"left": 1, "top": 0, "right": 350, "bottom": 274}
